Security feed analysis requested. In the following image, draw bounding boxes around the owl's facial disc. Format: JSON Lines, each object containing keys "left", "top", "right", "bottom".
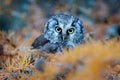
{"left": 55, "top": 24, "right": 75, "bottom": 41}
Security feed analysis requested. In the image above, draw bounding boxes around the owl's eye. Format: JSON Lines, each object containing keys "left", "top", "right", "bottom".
{"left": 55, "top": 26, "right": 62, "bottom": 32}
{"left": 67, "top": 28, "right": 74, "bottom": 34}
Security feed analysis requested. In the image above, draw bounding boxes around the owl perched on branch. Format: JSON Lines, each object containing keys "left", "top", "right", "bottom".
{"left": 31, "top": 14, "right": 84, "bottom": 71}
{"left": 31, "top": 14, "right": 84, "bottom": 53}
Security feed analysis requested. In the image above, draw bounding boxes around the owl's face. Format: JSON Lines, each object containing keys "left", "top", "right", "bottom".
{"left": 44, "top": 15, "right": 84, "bottom": 48}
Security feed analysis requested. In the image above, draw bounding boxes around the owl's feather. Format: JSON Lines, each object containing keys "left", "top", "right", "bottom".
{"left": 31, "top": 14, "right": 84, "bottom": 53}
{"left": 31, "top": 34, "right": 62, "bottom": 53}
{"left": 31, "top": 34, "right": 49, "bottom": 49}
{"left": 31, "top": 14, "right": 84, "bottom": 72}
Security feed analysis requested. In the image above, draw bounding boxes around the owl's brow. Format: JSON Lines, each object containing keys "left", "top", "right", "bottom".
{"left": 71, "top": 18, "right": 79, "bottom": 26}
{"left": 72, "top": 18, "right": 84, "bottom": 33}
{"left": 51, "top": 18, "right": 59, "bottom": 25}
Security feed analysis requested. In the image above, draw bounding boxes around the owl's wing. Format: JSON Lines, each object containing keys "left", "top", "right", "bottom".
{"left": 31, "top": 34, "right": 63, "bottom": 53}
{"left": 40, "top": 42, "right": 63, "bottom": 53}
{"left": 31, "top": 34, "right": 49, "bottom": 49}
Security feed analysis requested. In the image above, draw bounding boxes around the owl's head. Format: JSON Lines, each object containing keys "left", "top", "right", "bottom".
{"left": 44, "top": 14, "right": 84, "bottom": 48}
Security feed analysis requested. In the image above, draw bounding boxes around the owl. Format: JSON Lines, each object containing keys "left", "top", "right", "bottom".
{"left": 31, "top": 14, "right": 84, "bottom": 54}
{"left": 31, "top": 14, "right": 84, "bottom": 71}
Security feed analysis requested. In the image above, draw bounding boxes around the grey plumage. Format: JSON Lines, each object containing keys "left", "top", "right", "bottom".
{"left": 31, "top": 34, "right": 63, "bottom": 54}
{"left": 32, "top": 14, "right": 84, "bottom": 53}
{"left": 31, "top": 14, "right": 84, "bottom": 72}
{"left": 34, "top": 57, "right": 45, "bottom": 72}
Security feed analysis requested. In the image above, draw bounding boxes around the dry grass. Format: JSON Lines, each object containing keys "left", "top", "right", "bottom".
{"left": 0, "top": 31, "right": 120, "bottom": 80}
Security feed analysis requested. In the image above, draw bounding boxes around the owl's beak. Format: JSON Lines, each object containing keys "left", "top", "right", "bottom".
{"left": 62, "top": 34, "right": 66, "bottom": 41}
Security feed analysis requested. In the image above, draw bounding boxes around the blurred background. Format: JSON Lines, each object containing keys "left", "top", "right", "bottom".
{"left": 0, "top": 0, "right": 120, "bottom": 40}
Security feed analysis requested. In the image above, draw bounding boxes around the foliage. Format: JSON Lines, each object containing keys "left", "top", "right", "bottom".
{"left": 0, "top": 31, "right": 120, "bottom": 80}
